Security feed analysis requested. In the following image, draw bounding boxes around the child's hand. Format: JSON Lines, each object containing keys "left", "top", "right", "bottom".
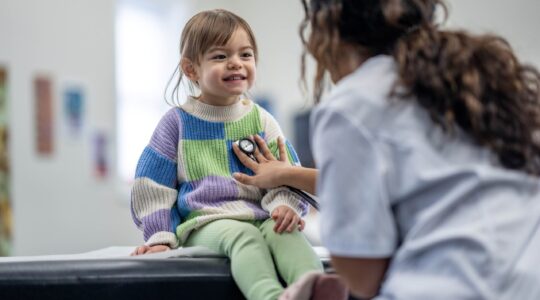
{"left": 272, "top": 205, "right": 305, "bottom": 234}
{"left": 130, "top": 244, "right": 171, "bottom": 256}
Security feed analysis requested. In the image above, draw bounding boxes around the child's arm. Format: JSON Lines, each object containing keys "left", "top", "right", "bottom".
{"left": 131, "top": 109, "right": 181, "bottom": 249}
{"left": 257, "top": 108, "right": 309, "bottom": 219}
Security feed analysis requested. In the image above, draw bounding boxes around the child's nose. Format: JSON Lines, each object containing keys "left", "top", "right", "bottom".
{"left": 227, "top": 57, "right": 242, "bottom": 69}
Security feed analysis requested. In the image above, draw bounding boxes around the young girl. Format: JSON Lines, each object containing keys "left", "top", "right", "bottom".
{"left": 129, "top": 9, "right": 346, "bottom": 300}
{"left": 235, "top": 0, "right": 540, "bottom": 299}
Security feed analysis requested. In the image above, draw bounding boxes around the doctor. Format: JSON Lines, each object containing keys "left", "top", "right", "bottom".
{"left": 234, "top": 0, "right": 540, "bottom": 299}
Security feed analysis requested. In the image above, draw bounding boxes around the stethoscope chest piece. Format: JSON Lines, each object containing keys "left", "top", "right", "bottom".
{"left": 235, "top": 138, "right": 257, "bottom": 161}
{"left": 234, "top": 136, "right": 320, "bottom": 210}
{"left": 238, "top": 138, "right": 255, "bottom": 154}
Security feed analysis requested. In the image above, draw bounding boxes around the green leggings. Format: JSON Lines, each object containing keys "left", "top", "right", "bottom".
{"left": 184, "top": 218, "right": 323, "bottom": 300}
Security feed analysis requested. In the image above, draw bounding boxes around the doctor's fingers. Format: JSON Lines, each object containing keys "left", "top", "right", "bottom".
{"left": 253, "top": 135, "right": 278, "bottom": 161}
{"left": 277, "top": 137, "right": 288, "bottom": 162}
{"left": 253, "top": 146, "right": 268, "bottom": 163}
{"left": 233, "top": 143, "right": 259, "bottom": 171}
{"left": 233, "top": 172, "right": 256, "bottom": 186}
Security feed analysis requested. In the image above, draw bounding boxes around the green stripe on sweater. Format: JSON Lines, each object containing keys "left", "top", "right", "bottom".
{"left": 267, "top": 140, "right": 295, "bottom": 164}
{"left": 225, "top": 106, "right": 263, "bottom": 140}
{"left": 183, "top": 139, "right": 229, "bottom": 181}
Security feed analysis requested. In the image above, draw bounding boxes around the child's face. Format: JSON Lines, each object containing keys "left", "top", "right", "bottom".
{"left": 194, "top": 28, "right": 256, "bottom": 106}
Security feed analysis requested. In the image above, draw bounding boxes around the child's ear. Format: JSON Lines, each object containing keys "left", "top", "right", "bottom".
{"left": 181, "top": 58, "right": 198, "bottom": 81}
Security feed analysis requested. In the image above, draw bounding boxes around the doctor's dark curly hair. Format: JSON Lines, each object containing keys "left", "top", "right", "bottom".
{"left": 300, "top": 0, "right": 540, "bottom": 175}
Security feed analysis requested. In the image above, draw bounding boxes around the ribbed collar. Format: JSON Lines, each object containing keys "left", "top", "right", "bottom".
{"left": 180, "top": 96, "right": 254, "bottom": 122}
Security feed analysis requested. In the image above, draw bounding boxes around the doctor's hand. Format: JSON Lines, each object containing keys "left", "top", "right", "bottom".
{"left": 130, "top": 244, "right": 171, "bottom": 256}
{"left": 272, "top": 205, "right": 305, "bottom": 234}
{"left": 232, "top": 135, "right": 292, "bottom": 189}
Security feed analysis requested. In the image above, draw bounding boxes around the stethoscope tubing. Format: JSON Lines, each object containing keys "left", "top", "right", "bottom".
{"left": 287, "top": 186, "right": 320, "bottom": 211}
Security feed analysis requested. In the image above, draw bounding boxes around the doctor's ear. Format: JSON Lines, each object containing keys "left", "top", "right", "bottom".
{"left": 181, "top": 58, "right": 199, "bottom": 82}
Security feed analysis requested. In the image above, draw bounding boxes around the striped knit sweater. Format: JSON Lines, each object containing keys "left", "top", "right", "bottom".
{"left": 131, "top": 97, "right": 308, "bottom": 248}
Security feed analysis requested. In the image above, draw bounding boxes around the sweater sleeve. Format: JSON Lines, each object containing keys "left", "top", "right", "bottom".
{"left": 130, "top": 108, "right": 181, "bottom": 248}
{"left": 258, "top": 107, "right": 309, "bottom": 216}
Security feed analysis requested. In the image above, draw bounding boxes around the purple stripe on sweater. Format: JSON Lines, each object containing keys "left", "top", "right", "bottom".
{"left": 186, "top": 176, "right": 238, "bottom": 207}
{"left": 149, "top": 108, "right": 181, "bottom": 161}
{"left": 185, "top": 176, "right": 268, "bottom": 219}
{"left": 242, "top": 201, "right": 269, "bottom": 219}
{"left": 142, "top": 209, "right": 171, "bottom": 241}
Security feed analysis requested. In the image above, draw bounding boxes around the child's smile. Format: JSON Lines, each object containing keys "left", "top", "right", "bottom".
{"left": 223, "top": 73, "right": 247, "bottom": 85}
{"left": 223, "top": 74, "right": 247, "bottom": 82}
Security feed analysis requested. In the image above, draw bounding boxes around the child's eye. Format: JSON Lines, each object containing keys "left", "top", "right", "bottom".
{"left": 212, "top": 54, "right": 226, "bottom": 60}
{"left": 241, "top": 52, "right": 254, "bottom": 58}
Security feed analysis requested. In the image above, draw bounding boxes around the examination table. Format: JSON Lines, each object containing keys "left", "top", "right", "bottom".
{"left": 0, "top": 246, "right": 334, "bottom": 300}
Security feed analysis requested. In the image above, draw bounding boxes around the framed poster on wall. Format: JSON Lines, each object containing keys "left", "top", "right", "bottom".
{"left": 34, "top": 75, "right": 54, "bottom": 155}
{"left": 0, "top": 66, "right": 12, "bottom": 256}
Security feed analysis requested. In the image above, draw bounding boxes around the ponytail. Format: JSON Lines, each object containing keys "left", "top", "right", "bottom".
{"left": 302, "top": 0, "right": 540, "bottom": 175}
{"left": 394, "top": 26, "right": 540, "bottom": 174}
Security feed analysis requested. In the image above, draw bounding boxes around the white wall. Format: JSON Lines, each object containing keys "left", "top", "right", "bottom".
{"left": 0, "top": 0, "right": 539, "bottom": 256}
{"left": 0, "top": 0, "right": 141, "bottom": 255}
{"left": 446, "top": 0, "right": 540, "bottom": 67}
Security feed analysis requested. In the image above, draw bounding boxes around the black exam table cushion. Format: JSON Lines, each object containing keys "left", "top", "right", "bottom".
{"left": 0, "top": 257, "right": 333, "bottom": 300}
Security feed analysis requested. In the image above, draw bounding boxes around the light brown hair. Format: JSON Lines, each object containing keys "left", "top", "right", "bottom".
{"left": 167, "top": 9, "right": 258, "bottom": 105}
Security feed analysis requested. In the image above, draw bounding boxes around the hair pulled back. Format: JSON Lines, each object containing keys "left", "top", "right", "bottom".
{"left": 301, "top": 0, "right": 540, "bottom": 175}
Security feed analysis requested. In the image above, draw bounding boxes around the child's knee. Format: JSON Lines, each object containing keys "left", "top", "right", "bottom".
{"left": 260, "top": 218, "right": 277, "bottom": 234}
{"left": 226, "top": 222, "right": 266, "bottom": 250}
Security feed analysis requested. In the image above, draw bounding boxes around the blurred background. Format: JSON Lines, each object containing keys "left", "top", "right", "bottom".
{"left": 0, "top": 0, "right": 539, "bottom": 256}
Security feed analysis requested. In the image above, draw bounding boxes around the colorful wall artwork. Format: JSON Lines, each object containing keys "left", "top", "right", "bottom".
{"left": 64, "top": 86, "right": 84, "bottom": 136}
{"left": 93, "top": 131, "right": 108, "bottom": 179}
{"left": 0, "top": 66, "right": 12, "bottom": 256}
{"left": 34, "top": 76, "right": 54, "bottom": 155}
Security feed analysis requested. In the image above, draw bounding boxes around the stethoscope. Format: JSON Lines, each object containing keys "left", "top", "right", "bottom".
{"left": 235, "top": 138, "right": 320, "bottom": 211}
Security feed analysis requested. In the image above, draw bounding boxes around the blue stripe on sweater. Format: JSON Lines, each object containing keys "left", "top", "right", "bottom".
{"left": 227, "top": 140, "right": 255, "bottom": 176}
{"left": 135, "top": 146, "right": 177, "bottom": 188}
{"left": 170, "top": 204, "right": 182, "bottom": 231}
{"left": 177, "top": 182, "right": 194, "bottom": 218}
{"left": 179, "top": 109, "right": 225, "bottom": 140}
{"left": 285, "top": 140, "right": 301, "bottom": 165}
